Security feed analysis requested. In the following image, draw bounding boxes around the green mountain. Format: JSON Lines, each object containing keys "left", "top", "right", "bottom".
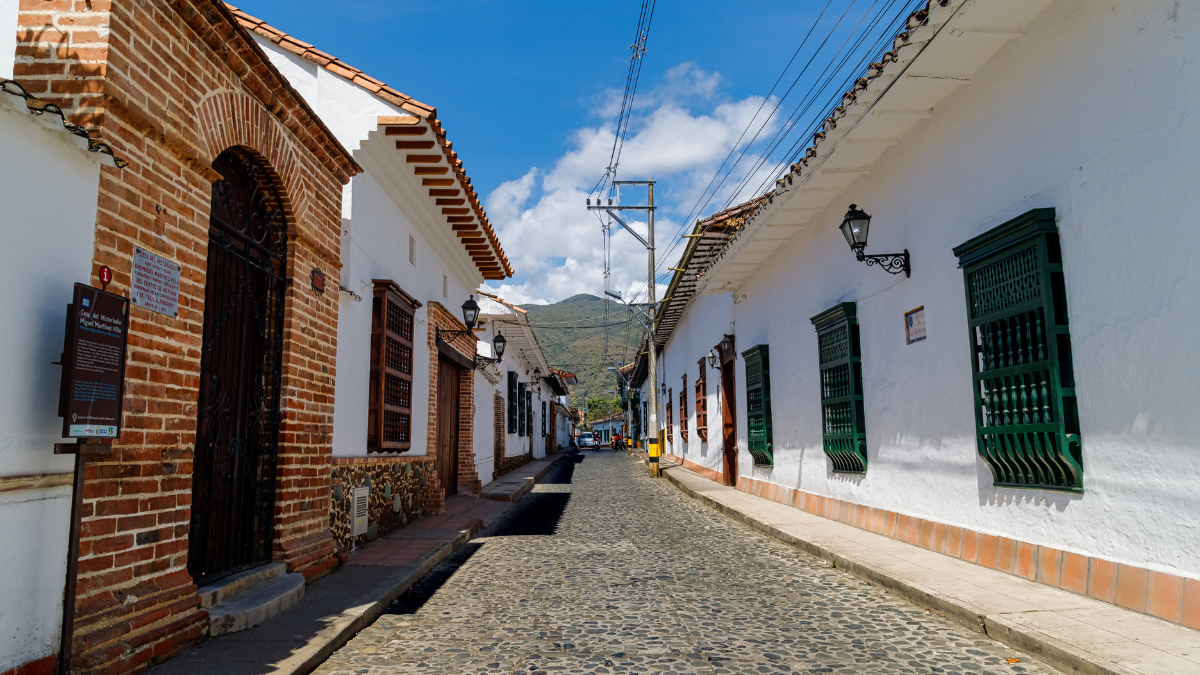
{"left": 519, "top": 294, "right": 645, "bottom": 410}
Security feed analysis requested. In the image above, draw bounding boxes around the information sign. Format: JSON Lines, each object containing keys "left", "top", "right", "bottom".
{"left": 131, "top": 246, "right": 181, "bottom": 317}
{"left": 60, "top": 284, "right": 129, "bottom": 439}
{"left": 905, "top": 306, "right": 927, "bottom": 344}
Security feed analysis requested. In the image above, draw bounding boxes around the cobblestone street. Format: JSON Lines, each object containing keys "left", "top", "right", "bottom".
{"left": 314, "top": 452, "right": 1060, "bottom": 675}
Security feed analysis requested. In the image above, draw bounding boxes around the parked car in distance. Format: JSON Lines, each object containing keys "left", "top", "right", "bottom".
{"left": 579, "top": 432, "right": 596, "bottom": 448}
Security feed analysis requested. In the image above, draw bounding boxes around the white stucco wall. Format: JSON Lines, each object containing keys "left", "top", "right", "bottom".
{"left": 662, "top": 0, "right": 1200, "bottom": 578}
{"left": 0, "top": 93, "right": 104, "bottom": 670}
{"left": 655, "top": 293, "right": 733, "bottom": 472}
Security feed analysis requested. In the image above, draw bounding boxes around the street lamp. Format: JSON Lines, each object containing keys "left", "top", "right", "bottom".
{"left": 437, "top": 295, "right": 482, "bottom": 341}
{"left": 719, "top": 335, "right": 733, "bottom": 355}
{"left": 839, "top": 204, "right": 910, "bottom": 277}
{"left": 707, "top": 350, "right": 718, "bottom": 368}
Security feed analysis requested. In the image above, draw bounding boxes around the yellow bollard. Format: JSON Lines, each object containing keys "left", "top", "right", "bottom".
{"left": 647, "top": 438, "right": 661, "bottom": 477}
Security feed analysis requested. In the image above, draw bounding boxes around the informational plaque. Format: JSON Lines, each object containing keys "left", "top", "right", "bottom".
{"left": 905, "top": 306, "right": 927, "bottom": 344}
{"left": 131, "top": 246, "right": 181, "bottom": 317}
{"left": 60, "top": 284, "right": 129, "bottom": 438}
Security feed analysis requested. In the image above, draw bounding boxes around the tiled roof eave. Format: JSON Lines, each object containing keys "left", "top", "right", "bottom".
{"left": 226, "top": 3, "right": 513, "bottom": 278}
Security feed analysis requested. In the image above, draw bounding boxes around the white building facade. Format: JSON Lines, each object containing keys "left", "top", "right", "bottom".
{"left": 655, "top": 0, "right": 1200, "bottom": 629}
{"left": 474, "top": 292, "right": 565, "bottom": 483}
{"left": 0, "top": 75, "right": 126, "bottom": 672}
{"left": 235, "top": 10, "right": 513, "bottom": 541}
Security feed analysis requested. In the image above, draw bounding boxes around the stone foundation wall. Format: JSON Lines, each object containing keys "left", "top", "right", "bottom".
{"left": 330, "top": 457, "right": 433, "bottom": 554}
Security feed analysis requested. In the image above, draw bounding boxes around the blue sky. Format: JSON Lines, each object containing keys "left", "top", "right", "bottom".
{"left": 233, "top": 0, "right": 923, "bottom": 303}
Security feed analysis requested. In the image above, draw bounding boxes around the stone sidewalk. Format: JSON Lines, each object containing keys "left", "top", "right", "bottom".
{"left": 151, "top": 452, "right": 571, "bottom": 675}
{"left": 661, "top": 463, "right": 1200, "bottom": 675}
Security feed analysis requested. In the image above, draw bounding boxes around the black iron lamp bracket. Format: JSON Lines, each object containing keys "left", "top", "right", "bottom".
{"left": 854, "top": 246, "right": 910, "bottom": 277}
{"left": 474, "top": 355, "right": 501, "bottom": 368}
{"left": 436, "top": 327, "right": 475, "bottom": 342}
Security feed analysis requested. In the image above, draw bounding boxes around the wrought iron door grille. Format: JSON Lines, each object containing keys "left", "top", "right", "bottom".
{"left": 811, "top": 303, "right": 867, "bottom": 474}
{"left": 742, "top": 344, "right": 773, "bottom": 467}
{"left": 190, "top": 147, "right": 287, "bottom": 584}
{"left": 954, "top": 209, "right": 1082, "bottom": 492}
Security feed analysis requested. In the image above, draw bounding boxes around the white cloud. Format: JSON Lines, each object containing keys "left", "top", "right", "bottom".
{"left": 483, "top": 63, "right": 778, "bottom": 304}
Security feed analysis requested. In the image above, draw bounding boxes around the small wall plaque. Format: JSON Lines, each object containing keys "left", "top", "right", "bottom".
{"left": 905, "top": 306, "right": 926, "bottom": 344}
{"left": 130, "top": 246, "right": 181, "bottom": 317}
{"left": 311, "top": 268, "right": 326, "bottom": 295}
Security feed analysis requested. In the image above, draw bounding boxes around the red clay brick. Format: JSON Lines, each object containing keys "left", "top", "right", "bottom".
{"left": 1036, "top": 547, "right": 1063, "bottom": 587}
{"left": 1114, "top": 564, "right": 1149, "bottom": 612}
{"left": 1088, "top": 558, "right": 1118, "bottom": 603}
{"left": 1182, "top": 578, "right": 1200, "bottom": 630}
{"left": 1146, "top": 571, "right": 1184, "bottom": 623}
{"left": 977, "top": 534, "right": 998, "bottom": 569}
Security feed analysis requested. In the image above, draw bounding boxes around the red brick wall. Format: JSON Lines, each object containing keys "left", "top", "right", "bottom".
{"left": 425, "top": 303, "right": 480, "bottom": 502}
{"left": 13, "top": 2, "right": 356, "bottom": 673}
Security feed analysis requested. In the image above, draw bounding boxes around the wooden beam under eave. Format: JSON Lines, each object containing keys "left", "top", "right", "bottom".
{"left": 396, "top": 140, "right": 435, "bottom": 149}
{"left": 436, "top": 199, "right": 465, "bottom": 206}
{"left": 456, "top": 231, "right": 482, "bottom": 238}
{"left": 422, "top": 178, "right": 455, "bottom": 186}
{"left": 415, "top": 167, "right": 448, "bottom": 175}
{"left": 452, "top": 224, "right": 479, "bottom": 231}
{"left": 429, "top": 189, "right": 460, "bottom": 197}
{"left": 385, "top": 125, "right": 426, "bottom": 136}
{"left": 407, "top": 154, "right": 442, "bottom": 164}
{"left": 447, "top": 216, "right": 475, "bottom": 224}
{"left": 442, "top": 208, "right": 470, "bottom": 215}
{"left": 461, "top": 237, "right": 485, "bottom": 244}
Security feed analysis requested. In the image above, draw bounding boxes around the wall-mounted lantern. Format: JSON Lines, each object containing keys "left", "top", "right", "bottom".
{"left": 707, "top": 350, "right": 719, "bottom": 368}
{"left": 474, "top": 331, "right": 506, "bottom": 368}
{"left": 437, "top": 295, "right": 481, "bottom": 341}
{"left": 839, "top": 204, "right": 910, "bottom": 277}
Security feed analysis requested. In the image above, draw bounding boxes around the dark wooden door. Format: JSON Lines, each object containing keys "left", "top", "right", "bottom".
{"left": 437, "top": 356, "right": 461, "bottom": 496}
{"left": 190, "top": 148, "right": 286, "bottom": 585}
{"left": 721, "top": 358, "right": 738, "bottom": 487}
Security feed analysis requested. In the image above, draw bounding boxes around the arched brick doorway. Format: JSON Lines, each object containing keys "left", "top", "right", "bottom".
{"left": 189, "top": 147, "right": 288, "bottom": 584}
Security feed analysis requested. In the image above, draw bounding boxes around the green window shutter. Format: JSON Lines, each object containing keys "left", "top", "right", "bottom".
{"left": 811, "top": 302, "right": 867, "bottom": 474}
{"left": 953, "top": 208, "right": 1082, "bottom": 492}
{"left": 742, "top": 345, "right": 773, "bottom": 467}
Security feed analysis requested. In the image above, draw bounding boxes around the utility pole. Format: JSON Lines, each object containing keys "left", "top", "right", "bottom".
{"left": 588, "top": 179, "right": 662, "bottom": 476}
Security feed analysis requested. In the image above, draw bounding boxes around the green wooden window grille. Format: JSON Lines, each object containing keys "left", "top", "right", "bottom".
{"left": 953, "top": 208, "right": 1082, "bottom": 493}
{"left": 810, "top": 303, "right": 867, "bottom": 474}
{"left": 742, "top": 345, "right": 773, "bottom": 467}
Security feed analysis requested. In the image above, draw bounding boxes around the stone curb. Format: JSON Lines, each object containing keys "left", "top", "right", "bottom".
{"left": 275, "top": 527, "right": 473, "bottom": 675}
{"left": 661, "top": 466, "right": 1136, "bottom": 675}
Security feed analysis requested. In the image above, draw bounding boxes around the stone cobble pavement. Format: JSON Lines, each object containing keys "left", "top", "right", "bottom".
{"left": 313, "top": 452, "right": 1061, "bottom": 675}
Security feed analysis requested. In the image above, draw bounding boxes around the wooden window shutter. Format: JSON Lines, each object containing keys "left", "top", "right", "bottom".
{"left": 507, "top": 371, "right": 518, "bottom": 433}
{"left": 811, "top": 304, "right": 865, "bottom": 473}
{"left": 493, "top": 394, "right": 504, "bottom": 475}
{"left": 517, "top": 382, "right": 527, "bottom": 437}
{"left": 369, "top": 281, "right": 419, "bottom": 452}
{"left": 696, "top": 358, "right": 708, "bottom": 442}
{"left": 525, "top": 389, "right": 533, "bottom": 437}
{"left": 742, "top": 345, "right": 774, "bottom": 467}
{"left": 666, "top": 388, "right": 673, "bottom": 441}
{"left": 680, "top": 375, "right": 688, "bottom": 442}
{"left": 954, "top": 208, "right": 1081, "bottom": 492}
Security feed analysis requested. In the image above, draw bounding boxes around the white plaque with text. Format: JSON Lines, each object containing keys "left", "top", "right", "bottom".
{"left": 131, "top": 247, "right": 181, "bottom": 317}
{"left": 905, "top": 306, "right": 926, "bottom": 344}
